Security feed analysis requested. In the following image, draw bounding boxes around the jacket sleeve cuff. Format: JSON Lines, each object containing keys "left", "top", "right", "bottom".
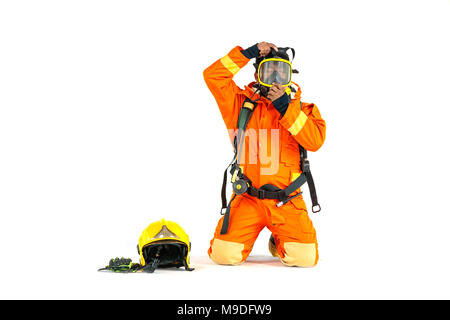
{"left": 240, "top": 44, "right": 260, "bottom": 59}
{"left": 272, "top": 93, "right": 289, "bottom": 116}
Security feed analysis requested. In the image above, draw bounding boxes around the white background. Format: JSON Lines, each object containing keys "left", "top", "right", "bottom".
{"left": 1, "top": 0, "right": 449, "bottom": 299}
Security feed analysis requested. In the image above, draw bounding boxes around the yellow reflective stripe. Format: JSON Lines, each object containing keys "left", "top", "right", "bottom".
{"left": 220, "top": 55, "right": 240, "bottom": 75}
{"left": 288, "top": 111, "right": 308, "bottom": 136}
{"left": 243, "top": 101, "right": 254, "bottom": 110}
{"left": 291, "top": 172, "right": 300, "bottom": 182}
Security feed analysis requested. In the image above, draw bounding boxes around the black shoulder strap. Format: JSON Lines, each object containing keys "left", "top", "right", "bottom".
{"left": 220, "top": 98, "right": 257, "bottom": 234}
{"left": 220, "top": 193, "right": 236, "bottom": 235}
{"left": 220, "top": 162, "right": 231, "bottom": 212}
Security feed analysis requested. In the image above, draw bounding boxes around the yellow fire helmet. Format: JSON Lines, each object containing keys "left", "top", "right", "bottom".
{"left": 137, "top": 219, "right": 194, "bottom": 272}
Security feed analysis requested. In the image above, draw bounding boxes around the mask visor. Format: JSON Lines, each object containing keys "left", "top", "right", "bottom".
{"left": 258, "top": 58, "right": 292, "bottom": 87}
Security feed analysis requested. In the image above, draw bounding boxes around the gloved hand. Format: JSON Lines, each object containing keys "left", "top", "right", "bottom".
{"left": 257, "top": 42, "right": 278, "bottom": 57}
{"left": 269, "top": 83, "right": 289, "bottom": 117}
{"left": 241, "top": 42, "right": 278, "bottom": 59}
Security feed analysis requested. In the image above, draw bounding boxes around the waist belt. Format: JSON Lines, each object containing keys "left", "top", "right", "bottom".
{"left": 220, "top": 160, "right": 320, "bottom": 235}
{"left": 247, "top": 186, "right": 285, "bottom": 200}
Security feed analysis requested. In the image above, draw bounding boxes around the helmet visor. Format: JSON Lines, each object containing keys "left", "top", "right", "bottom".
{"left": 258, "top": 59, "right": 292, "bottom": 87}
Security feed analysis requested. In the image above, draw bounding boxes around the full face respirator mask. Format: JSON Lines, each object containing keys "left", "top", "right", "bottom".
{"left": 253, "top": 47, "right": 297, "bottom": 97}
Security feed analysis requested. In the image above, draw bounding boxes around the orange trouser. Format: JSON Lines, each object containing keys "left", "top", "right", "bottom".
{"left": 208, "top": 193, "right": 318, "bottom": 267}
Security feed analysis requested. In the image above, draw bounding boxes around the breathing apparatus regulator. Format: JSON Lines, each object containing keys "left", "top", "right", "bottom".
{"left": 98, "top": 219, "right": 194, "bottom": 273}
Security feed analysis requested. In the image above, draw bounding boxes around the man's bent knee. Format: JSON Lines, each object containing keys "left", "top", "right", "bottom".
{"left": 281, "top": 242, "right": 318, "bottom": 267}
{"left": 209, "top": 238, "right": 245, "bottom": 265}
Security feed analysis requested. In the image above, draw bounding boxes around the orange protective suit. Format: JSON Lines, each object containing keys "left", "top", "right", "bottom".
{"left": 204, "top": 46, "right": 326, "bottom": 267}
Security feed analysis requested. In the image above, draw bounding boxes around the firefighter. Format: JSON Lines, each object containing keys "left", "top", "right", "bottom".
{"left": 204, "top": 42, "right": 326, "bottom": 267}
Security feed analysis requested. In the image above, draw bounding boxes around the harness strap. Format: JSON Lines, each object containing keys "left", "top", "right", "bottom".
{"left": 305, "top": 169, "right": 320, "bottom": 213}
{"left": 299, "top": 146, "right": 321, "bottom": 213}
{"left": 220, "top": 97, "right": 256, "bottom": 233}
{"left": 219, "top": 95, "right": 322, "bottom": 235}
{"left": 220, "top": 164, "right": 230, "bottom": 213}
{"left": 220, "top": 194, "right": 236, "bottom": 235}
{"left": 221, "top": 170, "right": 309, "bottom": 235}
{"left": 283, "top": 173, "right": 308, "bottom": 196}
